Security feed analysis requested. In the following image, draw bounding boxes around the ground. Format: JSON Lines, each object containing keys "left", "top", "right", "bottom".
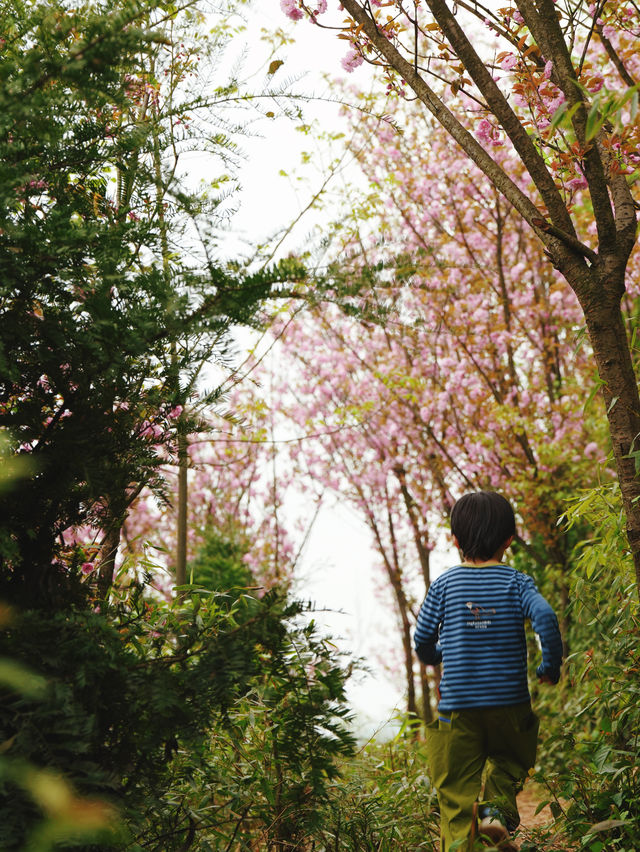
{"left": 515, "top": 784, "right": 572, "bottom": 850}
{"left": 518, "top": 785, "right": 553, "bottom": 829}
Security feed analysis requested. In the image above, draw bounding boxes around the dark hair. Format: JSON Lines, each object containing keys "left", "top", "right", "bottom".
{"left": 450, "top": 492, "right": 516, "bottom": 561}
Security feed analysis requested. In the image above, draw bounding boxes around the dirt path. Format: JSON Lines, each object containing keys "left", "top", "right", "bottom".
{"left": 515, "top": 784, "right": 574, "bottom": 850}
{"left": 517, "top": 785, "right": 554, "bottom": 830}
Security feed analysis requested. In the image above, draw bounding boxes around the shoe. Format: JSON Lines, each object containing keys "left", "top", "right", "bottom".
{"left": 479, "top": 816, "right": 508, "bottom": 843}
{"left": 478, "top": 816, "right": 519, "bottom": 851}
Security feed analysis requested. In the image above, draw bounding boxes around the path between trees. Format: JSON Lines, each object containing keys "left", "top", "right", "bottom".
{"left": 518, "top": 785, "right": 552, "bottom": 830}
{"left": 515, "top": 785, "right": 573, "bottom": 850}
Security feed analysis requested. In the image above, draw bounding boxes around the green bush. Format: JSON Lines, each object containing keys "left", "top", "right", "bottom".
{"left": 312, "top": 720, "right": 439, "bottom": 851}
{"left": 533, "top": 485, "right": 640, "bottom": 852}
{"left": 0, "top": 578, "right": 356, "bottom": 851}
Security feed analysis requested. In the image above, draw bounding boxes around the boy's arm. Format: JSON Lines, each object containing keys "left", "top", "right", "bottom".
{"left": 521, "top": 575, "right": 563, "bottom": 683}
{"left": 414, "top": 582, "right": 443, "bottom": 666}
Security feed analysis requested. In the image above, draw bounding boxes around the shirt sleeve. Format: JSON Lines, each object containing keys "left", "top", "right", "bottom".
{"left": 414, "top": 580, "right": 444, "bottom": 666}
{"left": 520, "top": 573, "right": 564, "bottom": 683}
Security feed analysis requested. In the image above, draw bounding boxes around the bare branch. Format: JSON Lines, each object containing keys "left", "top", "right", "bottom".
{"left": 340, "top": 0, "right": 596, "bottom": 263}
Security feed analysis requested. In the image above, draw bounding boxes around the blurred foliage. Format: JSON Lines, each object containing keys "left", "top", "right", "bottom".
{"left": 314, "top": 720, "right": 439, "bottom": 851}
{"left": 529, "top": 484, "right": 640, "bottom": 852}
{"left": 0, "top": 578, "right": 356, "bottom": 851}
{"left": 187, "top": 525, "right": 256, "bottom": 596}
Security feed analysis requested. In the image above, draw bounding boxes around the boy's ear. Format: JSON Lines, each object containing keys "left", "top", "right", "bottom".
{"left": 452, "top": 535, "right": 461, "bottom": 551}
{"left": 504, "top": 535, "right": 514, "bottom": 549}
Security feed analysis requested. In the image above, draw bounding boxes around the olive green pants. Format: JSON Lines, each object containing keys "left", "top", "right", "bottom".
{"left": 425, "top": 703, "right": 539, "bottom": 851}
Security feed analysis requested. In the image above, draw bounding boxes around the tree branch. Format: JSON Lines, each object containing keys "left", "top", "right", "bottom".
{"left": 516, "top": 0, "right": 617, "bottom": 250}
{"left": 423, "top": 0, "right": 577, "bottom": 237}
{"left": 339, "top": 0, "right": 595, "bottom": 265}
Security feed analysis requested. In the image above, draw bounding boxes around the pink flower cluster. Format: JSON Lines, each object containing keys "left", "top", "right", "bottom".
{"left": 280, "top": 0, "right": 304, "bottom": 21}
{"left": 341, "top": 47, "right": 364, "bottom": 73}
{"left": 499, "top": 53, "right": 518, "bottom": 71}
{"left": 475, "top": 118, "right": 503, "bottom": 147}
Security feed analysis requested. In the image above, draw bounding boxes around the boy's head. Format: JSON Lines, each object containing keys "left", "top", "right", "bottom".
{"left": 450, "top": 491, "right": 516, "bottom": 562}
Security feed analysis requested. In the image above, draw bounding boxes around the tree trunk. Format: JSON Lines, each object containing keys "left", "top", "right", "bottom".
{"left": 386, "top": 554, "right": 418, "bottom": 717}
{"left": 97, "top": 523, "right": 121, "bottom": 601}
{"left": 577, "top": 279, "right": 640, "bottom": 590}
{"left": 176, "top": 429, "right": 188, "bottom": 587}
{"left": 419, "top": 662, "right": 434, "bottom": 723}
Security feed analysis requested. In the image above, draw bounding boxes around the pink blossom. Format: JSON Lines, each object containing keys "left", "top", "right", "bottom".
{"left": 168, "top": 405, "right": 184, "bottom": 419}
{"left": 140, "top": 420, "right": 164, "bottom": 439}
{"left": 567, "top": 175, "right": 588, "bottom": 190}
{"left": 512, "top": 11, "right": 524, "bottom": 23}
{"left": 499, "top": 53, "right": 518, "bottom": 71}
{"left": 341, "top": 47, "right": 364, "bottom": 73}
{"left": 26, "top": 179, "right": 47, "bottom": 192}
{"left": 280, "top": 0, "right": 304, "bottom": 21}
{"left": 476, "top": 118, "right": 502, "bottom": 147}
{"left": 81, "top": 562, "right": 95, "bottom": 575}
{"left": 476, "top": 118, "right": 493, "bottom": 145}
{"left": 544, "top": 60, "right": 553, "bottom": 79}
{"left": 601, "top": 24, "right": 617, "bottom": 40}
{"left": 547, "top": 93, "right": 566, "bottom": 113}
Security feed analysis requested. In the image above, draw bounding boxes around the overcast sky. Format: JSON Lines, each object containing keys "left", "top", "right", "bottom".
{"left": 221, "top": 5, "right": 455, "bottom": 735}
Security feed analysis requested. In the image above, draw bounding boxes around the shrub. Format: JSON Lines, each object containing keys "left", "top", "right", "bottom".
{"left": 534, "top": 485, "right": 640, "bottom": 852}
{"left": 0, "top": 579, "right": 356, "bottom": 851}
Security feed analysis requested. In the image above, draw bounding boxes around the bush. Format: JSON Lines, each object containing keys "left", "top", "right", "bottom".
{"left": 0, "top": 578, "right": 356, "bottom": 851}
{"left": 313, "top": 719, "right": 439, "bottom": 851}
{"left": 534, "top": 485, "right": 640, "bottom": 852}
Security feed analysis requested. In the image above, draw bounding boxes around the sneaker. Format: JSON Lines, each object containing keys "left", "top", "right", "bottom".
{"left": 478, "top": 816, "right": 519, "bottom": 851}
{"left": 478, "top": 805, "right": 519, "bottom": 834}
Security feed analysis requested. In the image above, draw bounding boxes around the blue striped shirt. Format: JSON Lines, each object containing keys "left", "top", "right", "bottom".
{"left": 414, "top": 564, "right": 563, "bottom": 712}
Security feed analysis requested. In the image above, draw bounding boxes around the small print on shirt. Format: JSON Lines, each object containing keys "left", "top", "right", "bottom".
{"left": 465, "top": 601, "right": 496, "bottom": 630}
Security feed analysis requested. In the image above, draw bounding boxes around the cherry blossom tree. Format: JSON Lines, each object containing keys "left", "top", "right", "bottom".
{"left": 122, "top": 403, "right": 301, "bottom": 594}
{"left": 241, "top": 95, "right": 614, "bottom": 712}
{"left": 282, "top": 0, "right": 640, "bottom": 594}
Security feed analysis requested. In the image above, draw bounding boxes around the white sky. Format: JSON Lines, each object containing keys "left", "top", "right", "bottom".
{"left": 220, "top": 4, "right": 457, "bottom": 735}
{"left": 225, "top": 3, "right": 373, "bottom": 256}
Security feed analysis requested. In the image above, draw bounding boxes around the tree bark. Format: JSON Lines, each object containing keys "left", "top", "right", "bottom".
{"left": 393, "top": 464, "right": 436, "bottom": 720}
{"left": 97, "top": 523, "right": 121, "bottom": 601}
{"left": 176, "top": 429, "right": 188, "bottom": 587}
{"left": 574, "top": 276, "right": 640, "bottom": 591}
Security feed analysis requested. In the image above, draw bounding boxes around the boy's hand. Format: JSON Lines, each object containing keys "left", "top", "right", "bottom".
{"left": 536, "top": 663, "right": 560, "bottom": 684}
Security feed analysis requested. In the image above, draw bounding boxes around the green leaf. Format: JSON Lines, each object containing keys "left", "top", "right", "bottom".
{"left": 534, "top": 799, "right": 551, "bottom": 815}
{"left": 548, "top": 101, "right": 568, "bottom": 132}
{"left": 588, "top": 819, "right": 627, "bottom": 833}
{"left": 0, "top": 660, "right": 47, "bottom": 698}
{"left": 583, "top": 376, "right": 605, "bottom": 412}
{"left": 549, "top": 801, "right": 564, "bottom": 819}
{"left": 585, "top": 100, "right": 603, "bottom": 141}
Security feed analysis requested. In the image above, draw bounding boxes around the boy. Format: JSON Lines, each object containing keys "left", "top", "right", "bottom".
{"left": 414, "top": 492, "right": 563, "bottom": 851}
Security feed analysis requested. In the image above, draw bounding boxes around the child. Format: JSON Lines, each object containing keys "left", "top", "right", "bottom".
{"left": 414, "top": 492, "right": 563, "bottom": 851}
